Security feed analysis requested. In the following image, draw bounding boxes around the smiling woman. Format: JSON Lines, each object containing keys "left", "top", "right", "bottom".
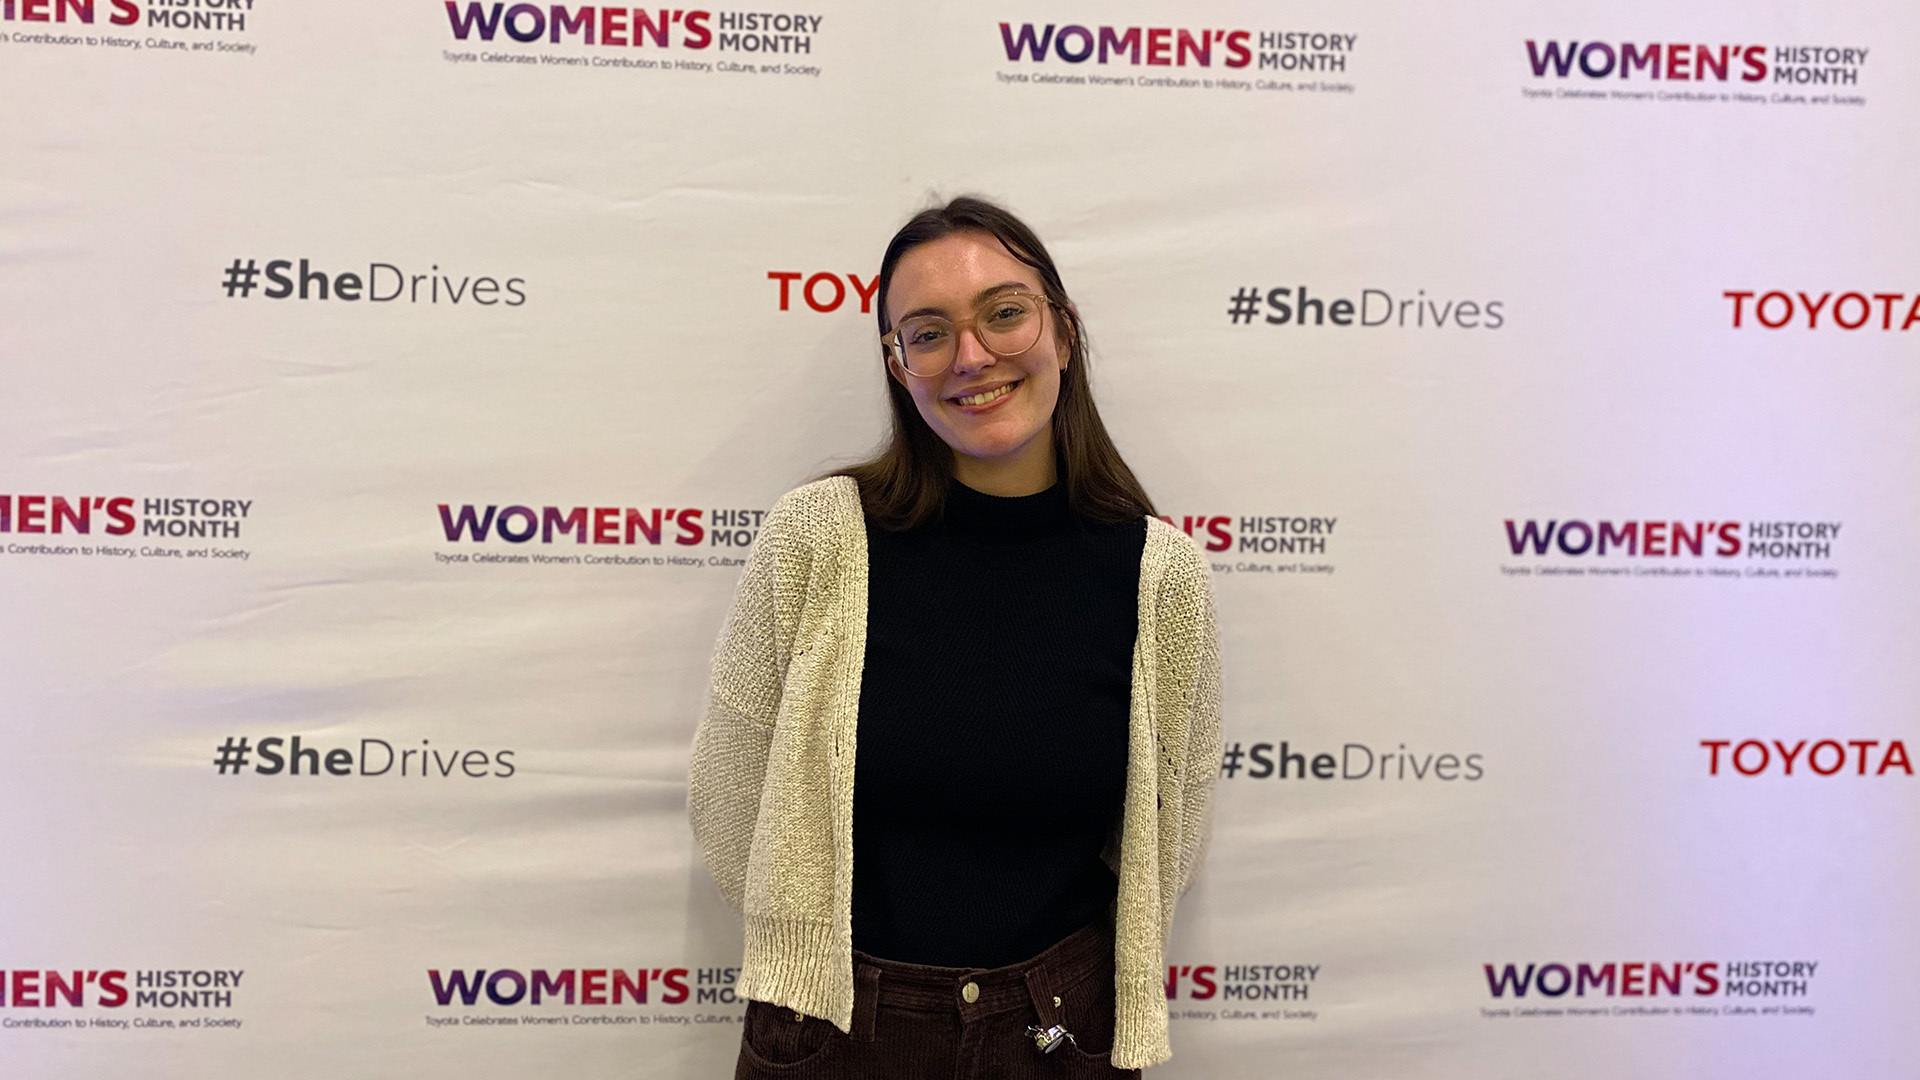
{"left": 846, "top": 197, "right": 1159, "bottom": 525}
{"left": 688, "top": 195, "right": 1224, "bottom": 1076}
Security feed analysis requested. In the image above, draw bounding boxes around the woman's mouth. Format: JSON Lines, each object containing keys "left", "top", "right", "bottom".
{"left": 949, "top": 379, "right": 1022, "bottom": 412}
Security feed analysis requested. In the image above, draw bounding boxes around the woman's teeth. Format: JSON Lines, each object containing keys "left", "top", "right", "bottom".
{"left": 955, "top": 381, "right": 1019, "bottom": 407}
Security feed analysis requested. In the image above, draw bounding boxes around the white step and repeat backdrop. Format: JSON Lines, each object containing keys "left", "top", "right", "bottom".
{"left": 3, "top": 1, "right": 1915, "bottom": 1077}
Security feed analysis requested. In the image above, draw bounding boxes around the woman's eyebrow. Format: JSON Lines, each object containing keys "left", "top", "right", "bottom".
{"left": 896, "top": 281, "right": 1030, "bottom": 321}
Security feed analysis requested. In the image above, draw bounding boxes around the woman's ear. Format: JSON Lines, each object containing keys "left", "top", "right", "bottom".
{"left": 1055, "top": 303, "right": 1079, "bottom": 368}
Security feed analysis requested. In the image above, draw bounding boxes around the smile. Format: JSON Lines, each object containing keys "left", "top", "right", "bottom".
{"left": 950, "top": 380, "right": 1022, "bottom": 409}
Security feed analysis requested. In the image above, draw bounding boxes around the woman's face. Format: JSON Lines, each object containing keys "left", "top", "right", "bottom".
{"left": 883, "top": 231, "right": 1070, "bottom": 488}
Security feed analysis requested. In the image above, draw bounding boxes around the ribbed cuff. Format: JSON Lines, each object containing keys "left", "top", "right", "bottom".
{"left": 1111, "top": 973, "right": 1172, "bottom": 1070}
{"left": 736, "top": 915, "right": 854, "bottom": 1033}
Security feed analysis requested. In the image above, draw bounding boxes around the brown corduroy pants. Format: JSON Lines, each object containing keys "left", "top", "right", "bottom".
{"left": 733, "top": 917, "right": 1142, "bottom": 1079}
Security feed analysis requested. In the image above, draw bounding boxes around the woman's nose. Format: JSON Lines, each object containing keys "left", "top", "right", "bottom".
{"left": 950, "top": 325, "right": 996, "bottom": 374}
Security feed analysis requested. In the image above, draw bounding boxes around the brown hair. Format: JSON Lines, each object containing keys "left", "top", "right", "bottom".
{"left": 819, "top": 195, "right": 1157, "bottom": 531}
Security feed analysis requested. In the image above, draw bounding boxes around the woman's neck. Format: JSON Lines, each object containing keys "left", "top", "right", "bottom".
{"left": 951, "top": 435, "right": 1058, "bottom": 497}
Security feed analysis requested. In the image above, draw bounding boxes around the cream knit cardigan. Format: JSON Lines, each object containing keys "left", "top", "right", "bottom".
{"left": 687, "top": 475, "right": 1222, "bottom": 1069}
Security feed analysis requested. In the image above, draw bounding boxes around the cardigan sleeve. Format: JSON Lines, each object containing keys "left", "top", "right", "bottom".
{"left": 686, "top": 492, "right": 799, "bottom": 912}
{"left": 1174, "top": 541, "right": 1223, "bottom": 898}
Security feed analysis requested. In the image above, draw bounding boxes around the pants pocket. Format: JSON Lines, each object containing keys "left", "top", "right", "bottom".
{"left": 735, "top": 1000, "right": 846, "bottom": 1078}
{"left": 1056, "top": 1042, "right": 1139, "bottom": 1078}
{"left": 1049, "top": 970, "right": 1139, "bottom": 1077}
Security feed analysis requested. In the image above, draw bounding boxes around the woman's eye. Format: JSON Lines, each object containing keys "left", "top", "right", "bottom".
{"left": 908, "top": 326, "right": 947, "bottom": 346}
{"left": 988, "top": 305, "right": 1027, "bottom": 323}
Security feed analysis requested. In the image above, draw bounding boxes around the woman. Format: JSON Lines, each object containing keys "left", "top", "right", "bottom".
{"left": 688, "top": 196, "right": 1222, "bottom": 1076}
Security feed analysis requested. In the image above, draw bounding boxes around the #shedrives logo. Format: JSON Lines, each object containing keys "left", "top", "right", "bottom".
{"left": 1219, "top": 740, "right": 1485, "bottom": 783}
{"left": 1225, "top": 284, "right": 1506, "bottom": 331}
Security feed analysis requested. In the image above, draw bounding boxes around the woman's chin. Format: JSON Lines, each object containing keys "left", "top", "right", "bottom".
{"left": 951, "top": 435, "right": 1026, "bottom": 461}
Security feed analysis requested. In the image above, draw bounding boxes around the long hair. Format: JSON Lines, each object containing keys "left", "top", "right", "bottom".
{"left": 819, "top": 195, "right": 1157, "bottom": 531}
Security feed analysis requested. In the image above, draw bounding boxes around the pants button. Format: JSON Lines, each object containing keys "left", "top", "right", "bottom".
{"left": 960, "top": 981, "right": 980, "bottom": 1004}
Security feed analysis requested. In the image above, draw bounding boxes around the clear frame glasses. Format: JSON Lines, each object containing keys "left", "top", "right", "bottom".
{"left": 880, "top": 288, "right": 1064, "bottom": 378}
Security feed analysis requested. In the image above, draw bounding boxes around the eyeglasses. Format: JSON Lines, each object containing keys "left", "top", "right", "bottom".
{"left": 880, "top": 288, "right": 1064, "bottom": 378}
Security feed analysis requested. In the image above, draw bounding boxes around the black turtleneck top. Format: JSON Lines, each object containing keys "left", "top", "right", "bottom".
{"left": 851, "top": 478, "right": 1148, "bottom": 968}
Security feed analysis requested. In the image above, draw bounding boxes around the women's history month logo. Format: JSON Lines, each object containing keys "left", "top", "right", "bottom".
{"left": 1522, "top": 37, "right": 1872, "bottom": 106}
{"left": 1500, "top": 518, "right": 1843, "bottom": 581}
{"left": 1481, "top": 960, "right": 1819, "bottom": 1019}
{"left": 0, "top": 494, "right": 256, "bottom": 564}
{"left": 1161, "top": 512, "right": 1341, "bottom": 580}
{"left": 441, "top": 4, "right": 827, "bottom": 77}
{"left": 0, "top": 0, "right": 260, "bottom": 56}
{"left": 995, "top": 21, "right": 1361, "bottom": 95}
{"left": 425, "top": 963, "right": 744, "bottom": 1033}
{"left": 433, "top": 499, "right": 763, "bottom": 570}
{"left": 1166, "top": 961, "right": 1324, "bottom": 1025}
{"left": 0, "top": 969, "right": 248, "bottom": 1033}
